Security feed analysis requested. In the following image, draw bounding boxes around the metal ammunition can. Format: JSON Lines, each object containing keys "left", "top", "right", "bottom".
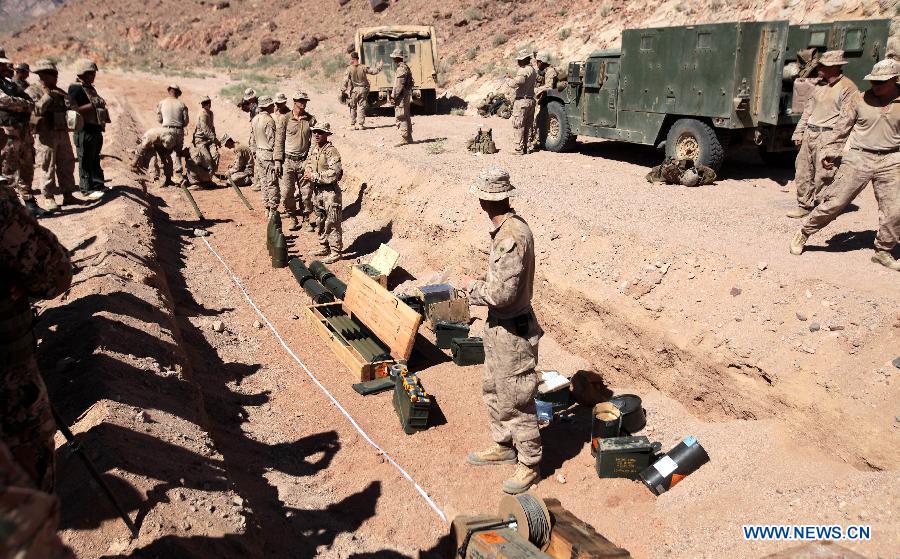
{"left": 595, "top": 436, "right": 658, "bottom": 480}
{"left": 450, "top": 337, "right": 484, "bottom": 366}
{"left": 434, "top": 320, "right": 470, "bottom": 349}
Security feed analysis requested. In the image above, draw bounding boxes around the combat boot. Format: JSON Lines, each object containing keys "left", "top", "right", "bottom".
{"left": 305, "top": 220, "right": 316, "bottom": 232}
{"left": 322, "top": 251, "right": 342, "bottom": 264}
{"left": 287, "top": 214, "right": 300, "bottom": 231}
{"left": 309, "top": 247, "right": 330, "bottom": 257}
{"left": 61, "top": 193, "right": 81, "bottom": 206}
{"left": 786, "top": 207, "right": 811, "bottom": 218}
{"left": 501, "top": 463, "right": 540, "bottom": 495}
{"left": 790, "top": 231, "right": 808, "bottom": 255}
{"left": 42, "top": 195, "right": 60, "bottom": 213}
{"left": 871, "top": 250, "right": 900, "bottom": 271}
{"left": 466, "top": 443, "right": 517, "bottom": 466}
{"left": 24, "top": 200, "right": 47, "bottom": 218}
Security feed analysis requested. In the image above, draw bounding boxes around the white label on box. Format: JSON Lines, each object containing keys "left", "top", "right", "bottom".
{"left": 653, "top": 455, "right": 678, "bottom": 478}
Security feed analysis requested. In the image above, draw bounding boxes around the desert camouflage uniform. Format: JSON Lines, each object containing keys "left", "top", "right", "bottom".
{"left": 251, "top": 111, "right": 279, "bottom": 210}
{"left": 392, "top": 61, "right": 414, "bottom": 144}
{"left": 228, "top": 142, "right": 254, "bottom": 187}
{"left": 183, "top": 144, "right": 214, "bottom": 188}
{"left": 792, "top": 75, "right": 858, "bottom": 210}
{"left": 802, "top": 88, "right": 900, "bottom": 253}
{"left": 12, "top": 78, "right": 29, "bottom": 95}
{"left": 467, "top": 211, "right": 543, "bottom": 466}
{"left": 0, "top": 182, "right": 73, "bottom": 493}
{"left": 343, "top": 63, "right": 380, "bottom": 127}
{"left": 0, "top": 76, "right": 35, "bottom": 202}
{"left": 25, "top": 82, "right": 76, "bottom": 198}
{"left": 530, "top": 64, "right": 558, "bottom": 151}
{"left": 0, "top": 441, "right": 74, "bottom": 559}
{"left": 193, "top": 106, "right": 219, "bottom": 174}
{"left": 132, "top": 127, "right": 177, "bottom": 182}
{"left": 305, "top": 141, "right": 343, "bottom": 253}
{"left": 157, "top": 97, "right": 189, "bottom": 176}
{"left": 275, "top": 111, "right": 316, "bottom": 224}
{"left": 506, "top": 65, "right": 537, "bottom": 154}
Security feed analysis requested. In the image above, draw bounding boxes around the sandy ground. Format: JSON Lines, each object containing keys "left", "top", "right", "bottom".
{"left": 32, "top": 66, "right": 899, "bottom": 559}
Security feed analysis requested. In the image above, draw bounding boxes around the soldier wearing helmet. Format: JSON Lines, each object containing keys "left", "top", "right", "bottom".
{"left": 505, "top": 50, "right": 537, "bottom": 155}
{"left": 0, "top": 56, "right": 40, "bottom": 216}
{"left": 12, "top": 62, "right": 30, "bottom": 93}
{"left": 68, "top": 59, "right": 108, "bottom": 198}
{"left": 530, "top": 51, "right": 559, "bottom": 152}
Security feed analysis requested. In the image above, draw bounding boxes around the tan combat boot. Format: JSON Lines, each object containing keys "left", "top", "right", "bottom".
{"left": 790, "top": 231, "right": 808, "bottom": 255}
{"left": 466, "top": 443, "right": 517, "bottom": 466}
{"left": 872, "top": 250, "right": 900, "bottom": 271}
{"left": 322, "top": 251, "right": 342, "bottom": 264}
{"left": 42, "top": 195, "right": 60, "bottom": 213}
{"left": 502, "top": 463, "right": 540, "bottom": 495}
{"left": 287, "top": 214, "right": 300, "bottom": 231}
{"left": 309, "top": 247, "right": 330, "bottom": 257}
{"left": 786, "top": 207, "right": 811, "bottom": 218}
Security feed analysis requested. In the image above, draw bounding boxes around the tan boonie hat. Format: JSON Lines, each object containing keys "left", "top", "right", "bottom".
{"left": 515, "top": 49, "right": 532, "bottom": 61}
{"left": 32, "top": 60, "right": 57, "bottom": 74}
{"left": 470, "top": 166, "right": 519, "bottom": 201}
{"left": 243, "top": 88, "right": 257, "bottom": 101}
{"left": 864, "top": 59, "right": 900, "bottom": 81}
{"left": 390, "top": 47, "right": 404, "bottom": 59}
{"left": 220, "top": 132, "right": 233, "bottom": 144}
{"left": 257, "top": 95, "right": 274, "bottom": 108}
{"left": 14, "top": 62, "right": 28, "bottom": 71}
{"left": 311, "top": 122, "right": 333, "bottom": 134}
{"left": 200, "top": 95, "right": 211, "bottom": 104}
{"left": 274, "top": 92, "right": 288, "bottom": 104}
{"left": 818, "top": 50, "right": 848, "bottom": 67}
{"left": 292, "top": 91, "right": 310, "bottom": 101}
{"left": 168, "top": 83, "right": 181, "bottom": 92}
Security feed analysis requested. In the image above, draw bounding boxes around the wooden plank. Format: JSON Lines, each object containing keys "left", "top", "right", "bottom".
{"left": 343, "top": 266, "right": 421, "bottom": 360}
{"left": 304, "top": 303, "right": 373, "bottom": 381}
{"left": 544, "top": 499, "right": 631, "bottom": 559}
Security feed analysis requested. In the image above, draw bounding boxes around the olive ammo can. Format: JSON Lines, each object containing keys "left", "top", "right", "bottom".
{"left": 434, "top": 320, "right": 470, "bottom": 349}
{"left": 450, "top": 337, "right": 485, "bottom": 366}
{"left": 595, "top": 436, "right": 659, "bottom": 480}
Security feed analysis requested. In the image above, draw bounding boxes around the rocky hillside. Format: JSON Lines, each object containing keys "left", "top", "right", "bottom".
{"left": 0, "top": 0, "right": 64, "bottom": 32}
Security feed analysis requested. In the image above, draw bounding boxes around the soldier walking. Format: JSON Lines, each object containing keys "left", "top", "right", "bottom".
{"left": 343, "top": 52, "right": 382, "bottom": 130}
{"left": 220, "top": 133, "right": 254, "bottom": 187}
{"left": 464, "top": 166, "right": 543, "bottom": 495}
{"left": 0, "top": 57, "right": 41, "bottom": 217}
{"left": 251, "top": 95, "right": 280, "bottom": 215}
{"left": 788, "top": 51, "right": 858, "bottom": 218}
{"left": 389, "top": 48, "right": 414, "bottom": 146}
{"left": 26, "top": 61, "right": 78, "bottom": 211}
{"left": 275, "top": 91, "right": 316, "bottom": 231}
{"left": 529, "top": 51, "right": 558, "bottom": 152}
{"left": 506, "top": 51, "right": 537, "bottom": 155}
{"left": 304, "top": 122, "right": 343, "bottom": 263}
{"left": 790, "top": 59, "right": 900, "bottom": 272}
{"left": 156, "top": 84, "right": 189, "bottom": 179}
{"left": 68, "top": 59, "right": 109, "bottom": 198}
{"left": 12, "top": 62, "right": 30, "bottom": 94}
{"left": 130, "top": 127, "right": 177, "bottom": 185}
{"left": 193, "top": 95, "right": 219, "bottom": 175}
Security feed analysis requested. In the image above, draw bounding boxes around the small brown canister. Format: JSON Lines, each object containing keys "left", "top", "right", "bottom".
{"left": 591, "top": 402, "right": 622, "bottom": 456}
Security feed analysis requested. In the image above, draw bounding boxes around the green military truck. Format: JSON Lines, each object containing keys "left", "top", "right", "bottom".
{"left": 542, "top": 19, "right": 891, "bottom": 170}
{"left": 355, "top": 25, "right": 440, "bottom": 114}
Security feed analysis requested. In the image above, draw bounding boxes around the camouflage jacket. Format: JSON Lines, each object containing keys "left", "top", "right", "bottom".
{"left": 535, "top": 66, "right": 559, "bottom": 97}
{"left": 468, "top": 212, "right": 536, "bottom": 320}
{"left": 25, "top": 83, "right": 74, "bottom": 134}
{"left": 343, "top": 63, "right": 381, "bottom": 91}
{"left": 392, "top": 62, "right": 413, "bottom": 101}
{"left": 304, "top": 142, "right": 342, "bottom": 186}
{"left": 0, "top": 77, "right": 33, "bottom": 122}
{"left": 193, "top": 108, "right": 217, "bottom": 145}
{"left": 228, "top": 143, "right": 253, "bottom": 174}
{"left": 506, "top": 65, "right": 536, "bottom": 99}
{"left": 250, "top": 112, "right": 277, "bottom": 161}
{"left": 646, "top": 158, "right": 716, "bottom": 186}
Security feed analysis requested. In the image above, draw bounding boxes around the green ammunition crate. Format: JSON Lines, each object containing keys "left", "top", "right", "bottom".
{"left": 595, "top": 436, "right": 657, "bottom": 480}
{"left": 450, "top": 337, "right": 485, "bottom": 366}
{"left": 393, "top": 376, "right": 431, "bottom": 435}
{"left": 434, "top": 320, "right": 470, "bottom": 349}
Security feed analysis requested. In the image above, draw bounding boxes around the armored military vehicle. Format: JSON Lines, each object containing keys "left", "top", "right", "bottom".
{"left": 542, "top": 19, "right": 891, "bottom": 170}
{"left": 354, "top": 26, "right": 440, "bottom": 114}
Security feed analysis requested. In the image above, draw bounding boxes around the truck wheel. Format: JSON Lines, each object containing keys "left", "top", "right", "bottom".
{"left": 665, "top": 119, "right": 725, "bottom": 171}
{"left": 544, "top": 101, "right": 576, "bottom": 153}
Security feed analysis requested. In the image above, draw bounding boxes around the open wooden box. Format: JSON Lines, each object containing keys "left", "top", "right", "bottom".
{"left": 305, "top": 266, "right": 422, "bottom": 381}
{"left": 352, "top": 243, "right": 399, "bottom": 289}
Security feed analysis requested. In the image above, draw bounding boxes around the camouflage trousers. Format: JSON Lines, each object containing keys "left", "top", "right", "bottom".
{"left": 511, "top": 98, "right": 536, "bottom": 154}
{"left": 395, "top": 94, "right": 413, "bottom": 143}
{"left": 0, "top": 356, "right": 57, "bottom": 493}
{"left": 196, "top": 141, "right": 220, "bottom": 175}
{"left": 167, "top": 127, "right": 185, "bottom": 176}
{"left": 529, "top": 101, "right": 546, "bottom": 150}
{"left": 133, "top": 140, "right": 173, "bottom": 181}
{"left": 802, "top": 149, "right": 899, "bottom": 251}
{"left": 1, "top": 124, "right": 35, "bottom": 201}
{"left": 255, "top": 157, "right": 279, "bottom": 210}
{"left": 34, "top": 129, "right": 77, "bottom": 197}
{"left": 794, "top": 128, "right": 837, "bottom": 210}
{"left": 0, "top": 441, "right": 74, "bottom": 559}
{"left": 314, "top": 184, "right": 343, "bottom": 253}
{"left": 349, "top": 88, "right": 369, "bottom": 126}
{"left": 481, "top": 312, "right": 543, "bottom": 466}
{"left": 229, "top": 170, "right": 253, "bottom": 187}
{"left": 280, "top": 156, "right": 313, "bottom": 219}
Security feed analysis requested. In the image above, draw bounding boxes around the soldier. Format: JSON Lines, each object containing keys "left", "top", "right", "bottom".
{"left": 304, "top": 122, "right": 343, "bottom": 263}
{"left": 68, "top": 59, "right": 109, "bottom": 198}
{"left": 389, "top": 48, "right": 414, "bottom": 146}
{"left": 791, "top": 59, "right": 900, "bottom": 272}
{"left": 193, "top": 95, "right": 219, "bottom": 175}
{"left": 12, "top": 62, "right": 29, "bottom": 93}
{"left": 250, "top": 95, "right": 280, "bottom": 215}
{"left": 26, "top": 60, "right": 78, "bottom": 211}
{"left": 506, "top": 50, "right": 537, "bottom": 155}
{"left": 130, "top": 127, "right": 177, "bottom": 186}
{"left": 220, "top": 133, "right": 254, "bottom": 187}
{"left": 0, "top": 57, "right": 41, "bottom": 216}
{"left": 241, "top": 88, "right": 258, "bottom": 121}
{"left": 180, "top": 145, "right": 215, "bottom": 190}
{"left": 530, "top": 51, "right": 558, "bottom": 152}
{"left": 788, "top": 51, "right": 858, "bottom": 218}
{"left": 156, "top": 84, "right": 189, "bottom": 179}
{"left": 0, "top": 166, "right": 73, "bottom": 494}
{"left": 275, "top": 91, "right": 316, "bottom": 231}
{"left": 464, "top": 166, "right": 543, "bottom": 495}
{"left": 342, "top": 51, "right": 382, "bottom": 130}
{"left": 274, "top": 93, "right": 290, "bottom": 119}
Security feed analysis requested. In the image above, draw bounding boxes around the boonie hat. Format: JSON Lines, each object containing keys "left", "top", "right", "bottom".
{"left": 274, "top": 92, "right": 288, "bottom": 104}
{"left": 292, "top": 91, "right": 310, "bottom": 101}
{"left": 818, "top": 50, "right": 848, "bottom": 67}
{"left": 257, "top": 95, "right": 275, "bottom": 108}
{"left": 32, "top": 60, "right": 57, "bottom": 74}
{"left": 14, "top": 62, "right": 29, "bottom": 72}
{"left": 243, "top": 88, "right": 257, "bottom": 101}
{"left": 864, "top": 59, "right": 899, "bottom": 81}
{"left": 515, "top": 49, "right": 532, "bottom": 61}
{"left": 168, "top": 83, "right": 181, "bottom": 92}
{"left": 311, "top": 122, "right": 333, "bottom": 135}
{"left": 469, "top": 166, "right": 519, "bottom": 201}
{"left": 350, "top": 52, "right": 360, "bottom": 59}
{"left": 390, "top": 47, "right": 404, "bottom": 59}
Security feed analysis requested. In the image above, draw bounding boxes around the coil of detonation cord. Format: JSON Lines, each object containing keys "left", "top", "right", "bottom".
{"left": 498, "top": 491, "right": 552, "bottom": 550}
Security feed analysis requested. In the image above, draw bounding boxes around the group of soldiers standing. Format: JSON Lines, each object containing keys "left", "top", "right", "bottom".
{"left": 342, "top": 48, "right": 415, "bottom": 146}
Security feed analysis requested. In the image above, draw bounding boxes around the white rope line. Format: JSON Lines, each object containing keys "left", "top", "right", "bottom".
{"left": 201, "top": 237, "right": 447, "bottom": 523}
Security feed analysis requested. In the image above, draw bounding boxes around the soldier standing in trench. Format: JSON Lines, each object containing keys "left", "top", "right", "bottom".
{"left": 342, "top": 51, "right": 382, "bottom": 130}
{"left": 389, "top": 48, "right": 414, "bottom": 147}
{"left": 464, "top": 166, "right": 543, "bottom": 495}
{"left": 68, "top": 59, "right": 109, "bottom": 199}
{"left": 506, "top": 51, "right": 537, "bottom": 155}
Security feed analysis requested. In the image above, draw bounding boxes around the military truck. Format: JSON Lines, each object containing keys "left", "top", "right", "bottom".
{"left": 355, "top": 26, "right": 440, "bottom": 114}
{"left": 541, "top": 19, "right": 891, "bottom": 170}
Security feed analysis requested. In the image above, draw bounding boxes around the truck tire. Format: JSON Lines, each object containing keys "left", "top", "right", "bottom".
{"left": 543, "top": 101, "right": 577, "bottom": 153}
{"left": 665, "top": 118, "right": 725, "bottom": 171}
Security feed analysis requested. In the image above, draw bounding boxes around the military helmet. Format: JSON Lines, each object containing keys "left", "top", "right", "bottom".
{"left": 32, "top": 59, "right": 57, "bottom": 74}
{"left": 515, "top": 49, "right": 532, "bottom": 61}
{"left": 274, "top": 92, "right": 288, "bottom": 104}
{"left": 389, "top": 47, "right": 405, "bottom": 59}
{"left": 311, "top": 122, "right": 333, "bottom": 135}
{"left": 470, "top": 166, "right": 519, "bottom": 201}
{"left": 292, "top": 91, "right": 310, "bottom": 101}
{"left": 14, "top": 62, "right": 29, "bottom": 72}
{"left": 536, "top": 51, "right": 551, "bottom": 64}
{"left": 680, "top": 168, "right": 700, "bottom": 187}
{"left": 864, "top": 58, "right": 899, "bottom": 81}
{"left": 74, "top": 58, "right": 98, "bottom": 75}
{"left": 257, "top": 95, "right": 275, "bottom": 108}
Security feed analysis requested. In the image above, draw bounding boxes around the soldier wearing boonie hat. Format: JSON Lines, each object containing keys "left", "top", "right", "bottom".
{"left": 464, "top": 166, "right": 543, "bottom": 495}
{"left": 193, "top": 95, "right": 219, "bottom": 174}
{"left": 304, "top": 121, "right": 344, "bottom": 263}
{"left": 389, "top": 47, "right": 414, "bottom": 146}
{"left": 251, "top": 95, "right": 281, "bottom": 213}
{"left": 788, "top": 50, "right": 859, "bottom": 219}
{"left": 156, "top": 84, "right": 189, "bottom": 178}
{"left": 343, "top": 50, "right": 383, "bottom": 130}
{"left": 0, "top": 56, "right": 39, "bottom": 214}
{"left": 67, "top": 59, "right": 108, "bottom": 198}
{"left": 506, "top": 50, "right": 538, "bottom": 155}
{"left": 275, "top": 90, "right": 317, "bottom": 231}
{"left": 792, "top": 58, "right": 900, "bottom": 271}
